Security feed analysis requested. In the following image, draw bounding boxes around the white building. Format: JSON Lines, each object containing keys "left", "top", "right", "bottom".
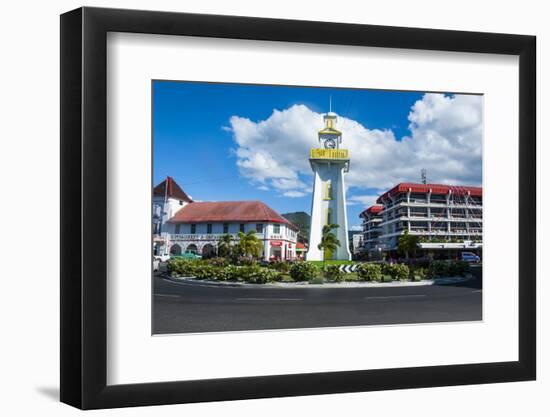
{"left": 367, "top": 183, "right": 483, "bottom": 255}
{"left": 306, "top": 112, "right": 351, "bottom": 261}
{"left": 153, "top": 177, "right": 299, "bottom": 260}
{"left": 351, "top": 233, "right": 364, "bottom": 255}
{"left": 359, "top": 205, "right": 384, "bottom": 255}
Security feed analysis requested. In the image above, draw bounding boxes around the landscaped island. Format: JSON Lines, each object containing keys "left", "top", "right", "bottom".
{"left": 167, "top": 257, "right": 472, "bottom": 285}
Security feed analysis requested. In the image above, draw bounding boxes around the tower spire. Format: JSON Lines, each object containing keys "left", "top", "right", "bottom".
{"left": 329, "top": 95, "right": 332, "bottom": 113}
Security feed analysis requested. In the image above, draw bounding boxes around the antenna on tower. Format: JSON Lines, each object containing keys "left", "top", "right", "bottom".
{"left": 421, "top": 168, "right": 427, "bottom": 184}
{"left": 329, "top": 95, "right": 332, "bottom": 113}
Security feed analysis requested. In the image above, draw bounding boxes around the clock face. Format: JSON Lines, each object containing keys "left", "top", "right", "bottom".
{"left": 325, "top": 138, "right": 336, "bottom": 149}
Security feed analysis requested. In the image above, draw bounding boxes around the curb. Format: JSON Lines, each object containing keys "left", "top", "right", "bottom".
{"left": 162, "top": 275, "right": 473, "bottom": 289}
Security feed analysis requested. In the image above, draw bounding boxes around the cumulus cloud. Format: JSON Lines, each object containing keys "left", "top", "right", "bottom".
{"left": 227, "top": 94, "right": 482, "bottom": 199}
{"left": 347, "top": 194, "right": 380, "bottom": 207}
{"left": 283, "top": 190, "right": 308, "bottom": 198}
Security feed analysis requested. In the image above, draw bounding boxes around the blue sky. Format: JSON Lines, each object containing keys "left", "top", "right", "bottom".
{"left": 153, "top": 81, "right": 482, "bottom": 229}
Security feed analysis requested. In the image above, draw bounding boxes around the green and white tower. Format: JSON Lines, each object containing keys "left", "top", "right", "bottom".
{"left": 306, "top": 109, "right": 351, "bottom": 261}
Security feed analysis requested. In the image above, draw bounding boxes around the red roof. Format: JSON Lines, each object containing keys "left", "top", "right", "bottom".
{"left": 168, "top": 201, "right": 299, "bottom": 230}
{"left": 359, "top": 205, "right": 384, "bottom": 218}
{"left": 376, "top": 183, "right": 482, "bottom": 203}
{"left": 153, "top": 177, "right": 193, "bottom": 203}
{"left": 296, "top": 242, "right": 307, "bottom": 250}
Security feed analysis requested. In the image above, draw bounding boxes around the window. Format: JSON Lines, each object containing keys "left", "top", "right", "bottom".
{"left": 239, "top": 223, "right": 245, "bottom": 233}
{"left": 273, "top": 224, "right": 280, "bottom": 234}
{"left": 175, "top": 223, "right": 181, "bottom": 234}
{"left": 207, "top": 223, "right": 212, "bottom": 234}
{"left": 256, "top": 223, "right": 264, "bottom": 233}
{"left": 326, "top": 208, "right": 333, "bottom": 225}
{"left": 324, "top": 181, "right": 333, "bottom": 200}
{"left": 223, "top": 223, "right": 229, "bottom": 234}
{"left": 179, "top": 200, "right": 183, "bottom": 205}
{"left": 190, "top": 224, "right": 196, "bottom": 234}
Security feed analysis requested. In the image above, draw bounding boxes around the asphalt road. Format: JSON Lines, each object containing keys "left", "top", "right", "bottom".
{"left": 153, "top": 267, "right": 482, "bottom": 334}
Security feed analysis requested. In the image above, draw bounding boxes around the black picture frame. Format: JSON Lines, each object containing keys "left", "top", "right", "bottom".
{"left": 60, "top": 6, "right": 536, "bottom": 410}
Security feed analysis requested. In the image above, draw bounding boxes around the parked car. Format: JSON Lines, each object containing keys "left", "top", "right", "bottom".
{"left": 461, "top": 251, "right": 480, "bottom": 263}
{"left": 171, "top": 251, "right": 202, "bottom": 260}
{"left": 153, "top": 253, "right": 171, "bottom": 262}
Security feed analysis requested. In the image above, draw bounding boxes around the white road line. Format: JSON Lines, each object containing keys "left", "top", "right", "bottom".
{"left": 155, "top": 293, "right": 180, "bottom": 298}
{"left": 236, "top": 298, "right": 303, "bottom": 301}
{"left": 471, "top": 290, "right": 483, "bottom": 293}
{"left": 364, "top": 294, "right": 426, "bottom": 300}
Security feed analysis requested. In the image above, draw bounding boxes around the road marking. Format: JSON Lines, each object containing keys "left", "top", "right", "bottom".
{"left": 364, "top": 294, "right": 426, "bottom": 300}
{"left": 236, "top": 297, "right": 303, "bottom": 301}
{"left": 155, "top": 293, "right": 180, "bottom": 298}
{"left": 471, "top": 290, "right": 482, "bottom": 293}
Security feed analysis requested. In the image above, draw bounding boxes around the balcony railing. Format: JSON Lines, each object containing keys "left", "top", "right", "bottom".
{"left": 384, "top": 200, "right": 483, "bottom": 210}
{"left": 168, "top": 233, "right": 265, "bottom": 242}
{"left": 378, "top": 229, "right": 482, "bottom": 239}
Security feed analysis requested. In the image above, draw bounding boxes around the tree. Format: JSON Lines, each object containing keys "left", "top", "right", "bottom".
{"left": 236, "top": 230, "right": 264, "bottom": 259}
{"left": 317, "top": 224, "right": 341, "bottom": 264}
{"left": 397, "top": 230, "right": 419, "bottom": 261}
{"left": 217, "top": 234, "right": 233, "bottom": 258}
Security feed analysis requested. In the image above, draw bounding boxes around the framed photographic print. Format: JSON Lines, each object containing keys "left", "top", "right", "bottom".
{"left": 60, "top": 6, "right": 536, "bottom": 409}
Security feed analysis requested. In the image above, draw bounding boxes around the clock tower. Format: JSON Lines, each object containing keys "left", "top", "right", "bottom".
{"left": 306, "top": 110, "right": 351, "bottom": 261}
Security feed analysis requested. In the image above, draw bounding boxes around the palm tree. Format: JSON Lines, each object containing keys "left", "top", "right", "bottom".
{"left": 217, "top": 234, "right": 233, "bottom": 258}
{"left": 317, "top": 224, "right": 341, "bottom": 264}
{"left": 397, "top": 230, "right": 419, "bottom": 261}
{"left": 236, "top": 230, "right": 264, "bottom": 259}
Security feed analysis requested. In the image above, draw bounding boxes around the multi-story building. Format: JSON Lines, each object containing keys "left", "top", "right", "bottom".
{"left": 153, "top": 177, "right": 299, "bottom": 260}
{"left": 153, "top": 176, "right": 193, "bottom": 235}
{"left": 359, "top": 205, "right": 384, "bottom": 254}
{"left": 360, "top": 183, "right": 482, "bottom": 256}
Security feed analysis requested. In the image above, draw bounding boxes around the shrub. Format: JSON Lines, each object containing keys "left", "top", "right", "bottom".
{"left": 448, "top": 260, "right": 470, "bottom": 277}
{"left": 395, "top": 264, "right": 410, "bottom": 281}
{"left": 269, "top": 261, "right": 291, "bottom": 273}
{"left": 207, "top": 257, "right": 229, "bottom": 267}
{"left": 382, "top": 263, "right": 409, "bottom": 280}
{"left": 323, "top": 264, "right": 344, "bottom": 282}
{"left": 193, "top": 264, "right": 218, "bottom": 280}
{"left": 242, "top": 267, "right": 280, "bottom": 284}
{"left": 167, "top": 259, "right": 198, "bottom": 277}
{"left": 289, "top": 262, "right": 319, "bottom": 282}
{"left": 427, "top": 260, "right": 449, "bottom": 278}
{"left": 236, "top": 257, "right": 257, "bottom": 266}
{"left": 410, "top": 266, "right": 427, "bottom": 281}
{"left": 238, "top": 265, "right": 259, "bottom": 281}
{"left": 309, "top": 276, "right": 325, "bottom": 284}
{"left": 427, "top": 260, "right": 469, "bottom": 278}
{"left": 344, "top": 272, "right": 360, "bottom": 282}
{"left": 357, "top": 263, "right": 382, "bottom": 282}
{"left": 217, "top": 265, "right": 240, "bottom": 281}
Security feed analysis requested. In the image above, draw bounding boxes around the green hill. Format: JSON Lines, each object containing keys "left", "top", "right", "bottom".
{"left": 281, "top": 211, "right": 311, "bottom": 243}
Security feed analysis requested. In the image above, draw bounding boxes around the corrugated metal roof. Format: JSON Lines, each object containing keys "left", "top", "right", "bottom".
{"left": 376, "top": 183, "right": 482, "bottom": 203}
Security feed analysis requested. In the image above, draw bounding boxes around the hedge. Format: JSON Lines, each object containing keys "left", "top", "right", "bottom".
{"left": 382, "top": 263, "right": 410, "bottom": 281}
{"left": 289, "top": 262, "right": 319, "bottom": 282}
{"left": 323, "top": 264, "right": 344, "bottom": 282}
{"left": 356, "top": 263, "right": 382, "bottom": 282}
{"left": 427, "top": 260, "right": 470, "bottom": 278}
